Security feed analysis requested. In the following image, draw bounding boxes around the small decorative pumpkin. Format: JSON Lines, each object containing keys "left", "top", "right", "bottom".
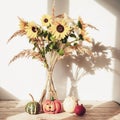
{"left": 74, "top": 104, "right": 86, "bottom": 116}
{"left": 42, "top": 97, "right": 62, "bottom": 114}
{"left": 63, "top": 96, "right": 77, "bottom": 113}
{"left": 25, "top": 93, "right": 40, "bottom": 114}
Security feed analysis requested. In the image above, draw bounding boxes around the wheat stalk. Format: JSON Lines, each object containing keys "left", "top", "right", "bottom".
{"left": 7, "top": 30, "right": 26, "bottom": 43}
{"left": 87, "top": 24, "right": 99, "bottom": 30}
{"left": 9, "top": 49, "right": 44, "bottom": 65}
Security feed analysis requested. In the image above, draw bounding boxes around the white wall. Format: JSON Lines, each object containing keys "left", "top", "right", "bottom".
{"left": 0, "top": 0, "right": 120, "bottom": 103}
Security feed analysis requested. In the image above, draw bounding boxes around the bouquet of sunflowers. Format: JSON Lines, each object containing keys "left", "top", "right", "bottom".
{"left": 8, "top": 6, "right": 97, "bottom": 104}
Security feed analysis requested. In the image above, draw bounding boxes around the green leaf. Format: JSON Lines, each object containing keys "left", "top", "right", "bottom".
{"left": 53, "top": 42, "right": 59, "bottom": 50}
{"left": 32, "top": 56, "right": 35, "bottom": 59}
{"left": 61, "top": 36, "right": 68, "bottom": 43}
{"left": 37, "top": 28, "right": 43, "bottom": 37}
{"left": 33, "top": 43, "right": 37, "bottom": 50}
{"left": 49, "top": 43, "right": 54, "bottom": 49}
{"left": 46, "top": 42, "right": 59, "bottom": 52}
{"left": 77, "top": 21, "right": 82, "bottom": 29}
{"left": 45, "top": 45, "right": 50, "bottom": 52}
{"left": 66, "top": 42, "right": 71, "bottom": 46}
{"left": 58, "top": 49, "right": 64, "bottom": 56}
{"left": 62, "top": 38, "right": 67, "bottom": 43}
{"left": 44, "top": 63, "right": 48, "bottom": 68}
{"left": 79, "top": 34, "right": 84, "bottom": 40}
{"left": 29, "top": 39, "right": 32, "bottom": 43}
{"left": 40, "top": 48, "right": 45, "bottom": 57}
{"left": 48, "top": 33, "right": 52, "bottom": 41}
{"left": 33, "top": 46, "right": 36, "bottom": 50}
{"left": 74, "top": 43, "right": 78, "bottom": 46}
{"left": 70, "top": 34, "right": 76, "bottom": 38}
{"left": 50, "top": 35, "right": 56, "bottom": 41}
{"left": 43, "top": 31, "right": 48, "bottom": 37}
{"left": 45, "top": 42, "right": 53, "bottom": 52}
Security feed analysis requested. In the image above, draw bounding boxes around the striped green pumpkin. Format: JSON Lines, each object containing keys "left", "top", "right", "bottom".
{"left": 25, "top": 94, "right": 40, "bottom": 114}
{"left": 25, "top": 101, "right": 40, "bottom": 114}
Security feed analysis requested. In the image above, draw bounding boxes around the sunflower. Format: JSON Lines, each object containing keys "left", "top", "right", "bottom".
{"left": 18, "top": 17, "right": 27, "bottom": 30}
{"left": 50, "top": 20, "right": 70, "bottom": 40}
{"left": 41, "top": 14, "right": 52, "bottom": 27}
{"left": 25, "top": 22, "right": 38, "bottom": 39}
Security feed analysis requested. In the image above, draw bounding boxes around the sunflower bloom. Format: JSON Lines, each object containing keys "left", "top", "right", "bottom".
{"left": 41, "top": 14, "right": 52, "bottom": 27}
{"left": 25, "top": 22, "right": 38, "bottom": 39}
{"left": 50, "top": 20, "right": 70, "bottom": 40}
{"left": 18, "top": 17, "right": 27, "bottom": 30}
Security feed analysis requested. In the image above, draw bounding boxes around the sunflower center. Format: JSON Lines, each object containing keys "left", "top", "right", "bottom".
{"left": 56, "top": 24, "right": 64, "bottom": 33}
{"left": 32, "top": 27, "right": 37, "bottom": 33}
{"left": 44, "top": 18, "right": 48, "bottom": 23}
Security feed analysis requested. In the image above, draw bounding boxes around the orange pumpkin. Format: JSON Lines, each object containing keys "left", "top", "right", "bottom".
{"left": 42, "top": 98, "right": 62, "bottom": 114}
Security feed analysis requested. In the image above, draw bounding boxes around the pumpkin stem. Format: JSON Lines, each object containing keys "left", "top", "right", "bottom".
{"left": 76, "top": 99, "right": 79, "bottom": 105}
{"left": 50, "top": 96, "right": 55, "bottom": 101}
{"left": 29, "top": 93, "right": 34, "bottom": 102}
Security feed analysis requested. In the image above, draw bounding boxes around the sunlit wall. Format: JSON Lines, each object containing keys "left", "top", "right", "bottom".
{"left": 0, "top": 0, "right": 120, "bottom": 103}
{"left": 68, "top": 0, "right": 116, "bottom": 101}
{"left": 0, "top": 0, "right": 48, "bottom": 101}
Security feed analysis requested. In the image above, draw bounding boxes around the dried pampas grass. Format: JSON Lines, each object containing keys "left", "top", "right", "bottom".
{"left": 9, "top": 49, "right": 44, "bottom": 65}
{"left": 7, "top": 30, "right": 26, "bottom": 43}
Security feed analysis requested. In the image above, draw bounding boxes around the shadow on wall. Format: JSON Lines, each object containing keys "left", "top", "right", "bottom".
{"left": 95, "top": 0, "right": 120, "bottom": 103}
{"left": 54, "top": 41, "right": 120, "bottom": 100}
{"left": 0, "top": 87, "right": 18, "bottom": 100}
{"left": 47, "top": 0, "right": 120, "bottom": 102}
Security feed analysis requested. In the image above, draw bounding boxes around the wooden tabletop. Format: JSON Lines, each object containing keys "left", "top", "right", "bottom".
{"left": 0, "top": 100, "right": 120, "bottom": 120}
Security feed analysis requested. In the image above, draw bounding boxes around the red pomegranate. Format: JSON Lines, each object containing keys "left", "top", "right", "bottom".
{"left": 74, "top": 104, "right": 86, "bottom": 116}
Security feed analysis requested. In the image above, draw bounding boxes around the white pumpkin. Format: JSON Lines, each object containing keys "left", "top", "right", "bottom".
{"left": 63, "top": 96, "right": 77, "bottom": 113}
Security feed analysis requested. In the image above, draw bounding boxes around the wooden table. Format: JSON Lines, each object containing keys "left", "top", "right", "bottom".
{"left": 0, "top": 100, "right": 120, "bottom": 120}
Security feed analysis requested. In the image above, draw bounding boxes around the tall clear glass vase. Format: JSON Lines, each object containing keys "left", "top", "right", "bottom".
{"left": 39, "top": 68, "right": 57, "bottom": 112}
{"left": 39, "top": 51, "right": 58, "bottom": 110}
{"left": 46, "top": 69, "right": 57, "bottom": 99}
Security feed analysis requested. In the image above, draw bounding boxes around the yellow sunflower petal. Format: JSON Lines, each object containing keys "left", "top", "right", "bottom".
{"left": 25, "top": 22, "right": 38, "bottom": 39}
{"left": 50, "top": 19, "right": 70, "bottom": 40}
{"left": 41, "top": 14, "right": 52, "bottom": 27}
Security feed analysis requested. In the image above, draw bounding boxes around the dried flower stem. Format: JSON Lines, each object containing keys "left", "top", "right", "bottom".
{"left": 87, "top": 24, "right": 99, "bottom": 30}
{"left": 7, "top": 30, "right": 26, "bottom": 43}
{"left": 52, "top": 0, "right": 55, "bottom": 18}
